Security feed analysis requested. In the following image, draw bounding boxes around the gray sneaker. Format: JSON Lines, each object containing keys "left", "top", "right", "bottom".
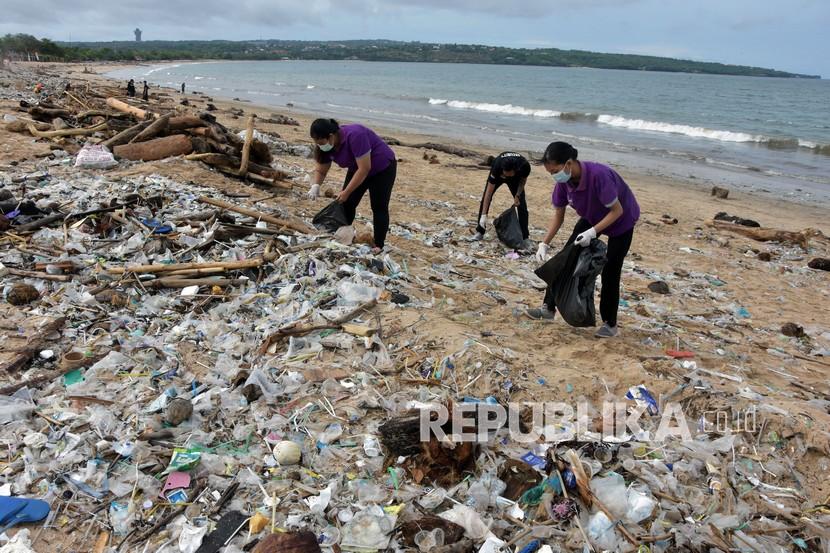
{"left": 527, "top": 306, "right": 555, "bottom": 320}
{"left": 595, "top": 323, "right": 619, "bottom": 338}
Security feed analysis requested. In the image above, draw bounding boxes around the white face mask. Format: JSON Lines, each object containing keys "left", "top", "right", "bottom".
{"left": 318, "top": 142, "right": 334, "bottom": 152}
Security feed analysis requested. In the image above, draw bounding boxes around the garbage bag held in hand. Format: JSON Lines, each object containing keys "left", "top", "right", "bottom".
{"left": 534, "top": 239, "right": 607, "bottom": 327}
{"left": 312, "top": 201, "right": 349, "bottom": 233}
{"left": 493, "top": 207, "right": 524, "bottom": 249}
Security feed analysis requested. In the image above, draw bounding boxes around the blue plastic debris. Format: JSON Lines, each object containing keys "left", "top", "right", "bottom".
{"left": 626, "top": 385, "right": 659, "bottom": 416}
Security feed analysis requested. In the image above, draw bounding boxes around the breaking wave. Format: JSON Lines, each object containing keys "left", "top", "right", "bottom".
{"left": 595, "top": 115, "right": 760, "bottom": 143}
{"left": 428, "top": 98, "right": 561, "bottom": 118}
{"left": 427, "top": 98, "right": 829, "bottom": 155}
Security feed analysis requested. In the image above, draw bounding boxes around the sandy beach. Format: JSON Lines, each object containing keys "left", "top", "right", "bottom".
{"left": 1, "top": 61, "right": 829, "bottom": 550}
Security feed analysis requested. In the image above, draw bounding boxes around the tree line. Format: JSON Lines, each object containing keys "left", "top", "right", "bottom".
{"left": 1, "top": 34, "right": 819, "bottom": 79}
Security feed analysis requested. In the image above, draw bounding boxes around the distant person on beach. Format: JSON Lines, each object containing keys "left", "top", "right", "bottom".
{"left": 308, "top": 118, "right": 397, "bottom": 254}
{"left": 474, "top": 152, "right": 531, "bottom": 248}
{"left": 126, "top": 79, "right": 136, "bottom": 98}
{"left": 142, "top": 81, "right": 149, "bottom": 101}
{"left": 181, "top": 82, "right": 186, "bottom": 94}
{"left": 530, "top": 141, "right": 640, "bottom": 338}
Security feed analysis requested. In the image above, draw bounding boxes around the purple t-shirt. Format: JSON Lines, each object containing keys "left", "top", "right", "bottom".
{"left": 322, "top": 124, "right": 396, "bottom": 177}
{"left": 552, "top": 161, "right": 640, "bottom": 237}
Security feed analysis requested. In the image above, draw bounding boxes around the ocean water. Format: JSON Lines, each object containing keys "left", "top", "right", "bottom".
{"left": 107, "top": 60, "right": 830, "bottom": 204}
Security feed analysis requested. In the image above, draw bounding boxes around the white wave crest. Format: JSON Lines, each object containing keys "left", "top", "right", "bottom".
{"left": 143, "top": 63, "right": 183, "bottom": 76}
{"left": 596, "top": 115, "right": 761, "bottom": 143}
{"left": 428, "top": 98, "right": 561, "bottom": 118}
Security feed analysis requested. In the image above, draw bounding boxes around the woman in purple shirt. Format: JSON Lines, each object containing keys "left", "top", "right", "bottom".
{"left": 529, "top": 141, "right": 640, "bottom": 338}
{"left": 308, "top": 118, "right": 397, "bottom": 252}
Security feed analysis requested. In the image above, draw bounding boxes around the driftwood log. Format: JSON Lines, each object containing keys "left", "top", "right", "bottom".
{"left": 28, "top": 122, "right": 108, "bottom": 139}
{"left": 129, "top": 112, "right": 171, "bottom": 143}
{"left": 101, "top": 120, "right": 152, "bottom": 149}
{"left": 410, "top": 142, "right": 481, "bottom": 159}
{"left": 105, "top": 97, "right": 150, "bottom": 120}
{"left": 184, "top": 153, "right": 287, "bottom": 181}
{"left": 238, "top": 115, "right": 255, "bottom": 176}
{"left": 0, "top": 316, "right": 66, "bottom": 372}
{"left": 168, "top": 116, "right": 207, "bottom": 131}
{"left": 114, "top": 134, "right": 193, "bottom": 161}
{"left": 215, "top": 166, "right": 291, "bottom": 189}
{"left": 259, "top": 299, "right": 378, "bottom": 353}
{"left": 28, "top": 106, "right": 72, "bottom": 121}
{"left": 6, "top": 120, "right": 51, "bottom": 133}
{"left": 706, "top": 220, "right": 810, "bottom": 250}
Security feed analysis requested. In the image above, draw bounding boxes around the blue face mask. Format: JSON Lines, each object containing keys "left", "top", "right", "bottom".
{"left": 552, "top": 164, "right": 571, "bottom": 184}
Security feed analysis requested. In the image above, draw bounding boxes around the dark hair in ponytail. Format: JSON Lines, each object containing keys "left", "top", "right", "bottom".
{"left": 542, "top": 141, "right": 578, "bottom": 164}
{"left": 310, "top": 118, "right": 340, "bottom": 139}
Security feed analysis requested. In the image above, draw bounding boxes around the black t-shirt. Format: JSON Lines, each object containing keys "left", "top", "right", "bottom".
{"left": 487, "top": 152, "right": 531, "bottom": 186}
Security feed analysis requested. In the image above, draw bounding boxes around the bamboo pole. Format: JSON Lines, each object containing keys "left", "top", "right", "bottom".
{"left": 144, "top": 277, "right": 247, "bottom": 289}
{"left": 197, "top": 196, "right": 313, "bottom": 234}
{"left": 107, "top": 258, "right": 264, "bottom": 275}
{"left": 6, "top": 268, "right": 72, "bottom": 282}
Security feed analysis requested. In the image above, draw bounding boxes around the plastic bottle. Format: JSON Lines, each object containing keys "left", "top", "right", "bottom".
{"left": 414, "top": 528, "right": 445, "bottom": 552}
{"left": 317, "top": 423, "right": 343, "bottom": 446}
{"left": 109, "top": 502, "right": 132, "bottom": 536}
{"left": 363, "top": 436, "right": 381, "bottom": 457}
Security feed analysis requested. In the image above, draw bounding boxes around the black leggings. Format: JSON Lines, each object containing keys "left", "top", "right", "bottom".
{"left": 546, "top": 218, "right": 633, "bottom": 327}
{"left": 343, "top": 160, "right": 397, "bottom": 248}
{"left": 476, "top": 180, "right": 529, "bottom": 239}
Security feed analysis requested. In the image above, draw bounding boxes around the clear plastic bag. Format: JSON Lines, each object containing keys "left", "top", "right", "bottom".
{"left": 337, "top": 280, "right": 381, "bottom": 305}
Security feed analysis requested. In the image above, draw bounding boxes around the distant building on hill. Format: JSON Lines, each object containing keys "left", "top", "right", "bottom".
{"left": 134, "top": 28, "right": 142, "bottom": 42}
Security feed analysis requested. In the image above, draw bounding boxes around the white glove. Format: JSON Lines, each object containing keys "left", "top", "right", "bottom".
{"left": 536, "top": 243, "right": 549, "bottom": 262}
{"left": 307, "top": 184, "right": 321, "bottom": 200}
{"left": 575, "top": 227, "right": 597, "bottom": 247}
{"left": 479, "top": 215, "right": 487, "bottom": 227}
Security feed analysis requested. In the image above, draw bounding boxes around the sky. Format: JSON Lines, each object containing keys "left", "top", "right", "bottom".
{"left": 2, "top": 0, "right": 828, "bottom": 77}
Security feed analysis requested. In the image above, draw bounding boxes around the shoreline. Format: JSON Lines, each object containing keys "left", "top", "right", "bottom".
{"left": 101, "top": 59, "right": 830, "bottom": 209}
{"left": 7, "top": 60, "right": 830, "bottom": 226}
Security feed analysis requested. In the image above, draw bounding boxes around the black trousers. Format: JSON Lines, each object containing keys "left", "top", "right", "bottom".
{"left": 545, "top": 218, "right": 633, "bottom": 327}
{"left": 343, "top": 160, "right": 397, "bottom": 248}
{"left": 476, "top": 180, "right": 529, "bottom": 239}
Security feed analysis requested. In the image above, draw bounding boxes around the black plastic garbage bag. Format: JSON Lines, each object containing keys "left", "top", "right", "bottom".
{"left": 534, "top": 239, "right": 607, "bottom": 327}
{"left": 493, "top": 207, "right": 524, "bottom": 249}
{"left": 312, "top": 201, "right": 349, "bottom": 232}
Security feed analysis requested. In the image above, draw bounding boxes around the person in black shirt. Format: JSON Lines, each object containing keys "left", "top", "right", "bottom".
{"left": 126, "top": 79, "right": 136, "bottom": 98}
{"left": 142, "top": 81, "right": 149, "bottom": 102}
{"left": 474, "top": 152, "right": 531, "bottom": 246}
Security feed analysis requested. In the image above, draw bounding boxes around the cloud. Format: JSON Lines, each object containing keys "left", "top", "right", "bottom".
{"left": 1, "top": 0, "right": 640, "bottom": 33}
{"left": 0, "top": 0, "right": 334, "bottom": 33}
